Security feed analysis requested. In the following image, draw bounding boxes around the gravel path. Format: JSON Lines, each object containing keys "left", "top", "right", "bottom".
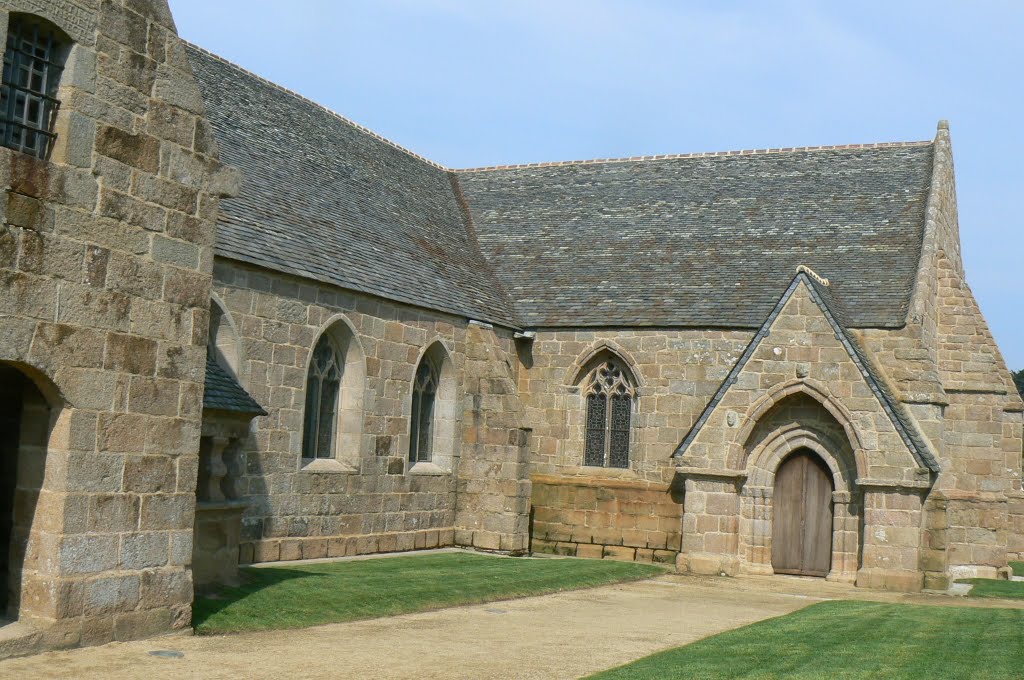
{"left": 2, "top": 573, "right": 1017, "bottom": 679}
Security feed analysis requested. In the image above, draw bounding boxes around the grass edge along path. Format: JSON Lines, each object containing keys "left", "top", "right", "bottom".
{"left": 959, "top": 576, "right": 1024, "bottom": 599}
{"left": 588, "top": 600, "right": 1024, "bottom": 680}
{"left": 193, "top": 551, "right": 667, "bottom": 634}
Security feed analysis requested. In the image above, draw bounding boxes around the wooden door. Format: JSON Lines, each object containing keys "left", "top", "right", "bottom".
{"left": 771, "top": 450, "right": 834, "bottom": 577}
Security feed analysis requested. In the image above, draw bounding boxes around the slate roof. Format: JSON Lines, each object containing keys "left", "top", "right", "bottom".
{"left": 806, "top": 276, "right": 937, "bottom": 471}
{"left": 457, "top": 144, "right": 934, "bottom": 328}
{"left": 187, "top": 43, "right": 935, "bottom": 332}
{"left": 203, "top": 354, "right": 267, "bottom": 416}
{"left": 673, "top": 272, "right": 939, "bottom": 473}
{"left": 185, "top": 45, "right": 519, "bottom": 328}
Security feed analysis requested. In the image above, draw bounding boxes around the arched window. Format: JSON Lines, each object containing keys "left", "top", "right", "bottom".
{"left": 300, "top": 318, "right": 365, "bottom": 469}
{"left": 582, "top": 358, "right": 636, "bottom": 468}
{"left": 409, "top": 356, "right": 439, "bottom": 464}
{"left": 303, "top": 334, "right": 343, "bottom": 459}
{"left": 208, "top": 299, "right": 241, "bottom": 380}
{"left": 1, "top": 15, "right": 69, "bottom": 159}
{"left": 407, "top": 342, "right": 457, "bottom": 472}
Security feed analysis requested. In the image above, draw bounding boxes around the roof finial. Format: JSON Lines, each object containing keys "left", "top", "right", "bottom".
{"left": 937, "top": 119, "right": 949, "bottom": 131}
{"left": 796, "top": 265, "right": 829, "bottom": 286}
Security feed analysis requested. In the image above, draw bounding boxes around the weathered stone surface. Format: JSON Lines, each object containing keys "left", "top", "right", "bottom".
{"left": 0, "top": 0, "right": 222, "bottom": 655}
{"left": 0, "top": 0, "right": 1019, "bottom": 664}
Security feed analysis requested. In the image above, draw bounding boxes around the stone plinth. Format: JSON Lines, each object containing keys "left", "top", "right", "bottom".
{"left": 193, "top": 501, "right": 247, "bottom": 589}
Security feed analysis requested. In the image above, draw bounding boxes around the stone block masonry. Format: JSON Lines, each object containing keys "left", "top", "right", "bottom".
{"left": 212, "top": 260, "right": 530, "bottom": 564}
{"left": 0, "top": 0, "right": 232, "bottom": 654}
{"left": 530, "top": 475, "right": 680, "bottom": 564}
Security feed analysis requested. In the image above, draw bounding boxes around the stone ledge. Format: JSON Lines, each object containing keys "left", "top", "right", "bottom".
{"left": 857, "top": 478, "right": 933, "bottom": 490}
{"left": 674, "top": 466, "right": 748, "bottom": 481}
{"left": 299, "top": 458, "right": 358, "bottom": 474}
{"left": 408, "top": 461, "right": 450, "bottom": 476}
{"left": 531, "top": 473, "right": 669, "bottom": 492}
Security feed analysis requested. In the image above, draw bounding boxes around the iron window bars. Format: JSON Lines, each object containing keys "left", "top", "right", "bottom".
{"left": 0, "top": 17, "right": 64, "bottom": 159}
{"left": 583, "top": 359, "right": 635, "bottom": 468}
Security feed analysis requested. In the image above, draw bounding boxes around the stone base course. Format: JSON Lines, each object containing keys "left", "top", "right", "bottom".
{"left": 242, "top": 528, "right": 456, "bottom": 564}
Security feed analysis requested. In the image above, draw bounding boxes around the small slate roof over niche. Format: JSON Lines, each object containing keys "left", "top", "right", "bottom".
{"left": 203, "top": 354, "right": 267, "bottom": 416}
{"left": 185, "top": 46, "right": 519, "bottom": 329}
{"left": 457, "top": 144, "right": 934, "bottom": 328}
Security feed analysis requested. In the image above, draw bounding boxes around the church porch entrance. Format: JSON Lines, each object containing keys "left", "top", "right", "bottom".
{"left": 771, "top": 449, "right": 834, "bottom": 577}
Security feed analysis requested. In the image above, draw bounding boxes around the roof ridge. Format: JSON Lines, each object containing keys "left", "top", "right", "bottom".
{"left": 453, "top": 140, "right": 933, "bottom": 173}
{"left": 181, "top": 40, "right": 449, "bottom": 172}
{"left": 182, "top": 41, "right": 933, "bottom": 176}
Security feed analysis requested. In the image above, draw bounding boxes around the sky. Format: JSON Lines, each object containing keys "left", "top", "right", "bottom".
{"left": 168, "top": 0, "right": 1024, "bottom": 370}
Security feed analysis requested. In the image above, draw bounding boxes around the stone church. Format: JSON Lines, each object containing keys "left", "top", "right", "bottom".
{"left": 0, "top": 0, "right": 1021, "bottom": 657}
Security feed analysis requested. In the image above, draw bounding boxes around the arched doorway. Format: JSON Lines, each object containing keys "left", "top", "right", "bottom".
{"left": 772, "top": 449, "right": 834, "bottom": 577}
{"left": 0, "top": 363, "right": 53, "bottom": 618}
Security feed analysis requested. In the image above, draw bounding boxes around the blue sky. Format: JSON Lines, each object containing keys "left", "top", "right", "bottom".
{"left": 168, "top": 0, "right": 1023, "bottom": 370}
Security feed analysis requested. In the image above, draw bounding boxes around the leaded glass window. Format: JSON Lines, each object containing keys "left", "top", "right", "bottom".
{"left": 302, "top": 335, "right": 343, "bottom": 459}
{"left": 0, "top": 16, "right": 66, "bottom": 159}
{"left": 409, "top": 357, "right": 439, "bottom": 463}
{"left": 582, "top": 359, "right": 635, "bottom": 468}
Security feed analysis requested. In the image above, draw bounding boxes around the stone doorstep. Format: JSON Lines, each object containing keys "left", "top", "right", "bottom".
{"left": 0, "top": 620, "right": 42, "bottom": 659}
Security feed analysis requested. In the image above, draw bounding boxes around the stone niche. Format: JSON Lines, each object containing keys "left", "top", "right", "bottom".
{"left": 193, "top": 414, "right": 253, "bottom": 589}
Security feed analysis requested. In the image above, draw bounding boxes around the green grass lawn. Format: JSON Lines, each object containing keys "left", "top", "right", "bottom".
{"left": 1011, "top": 560, "right": 1024, "bottom": 577}
{"left": 959, "top": 577, "right": 1024, "bottom": 599}
{"left": 590, "top": 601, "right": 1024, "bottom": 680}
{"left": 193, "top": 552, "right": 666, "bottom": 634}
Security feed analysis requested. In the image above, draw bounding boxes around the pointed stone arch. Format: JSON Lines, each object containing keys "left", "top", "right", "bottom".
{"left": 729, "top": 378, "right": 867, "bottom": 478}
{"left": 565, "top": 340, "right": 645, "bottom": 393}
{"left": 300, "top": 313, "right": 367, "bottom": 470}
{"left": 209, "top": 293, "right": 244, "bottom": 385}
{"left": 407, "top": 339, "right": 459, "bottom": 474}
{"left": 736, "top": 390, "right": 862, "bottom": 583}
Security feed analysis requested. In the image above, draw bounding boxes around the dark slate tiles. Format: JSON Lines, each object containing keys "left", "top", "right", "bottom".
{"left": 806, "top": 278, "right": 938, "bottom": 471}
{"left": 185, "top": 46, "right": 519, "bottom": 329}
{"left": 457, "top": 145, "right": 934, "bottom": 328}
{"left": 203, "top": 354, "right": 266, "bottom": 415}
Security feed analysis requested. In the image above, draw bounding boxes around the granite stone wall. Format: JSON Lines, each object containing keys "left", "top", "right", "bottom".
{"left": 521, "top": 271, "right": 1021, "bottom": 591}
{"left": 520, "top": 329, "right": 751, "bottom": 561}
{"left": 0, "top": 0, "right": 229, "bottom": 652}
{"left": 211, "top": 259, "right": 529, "bottom": 563}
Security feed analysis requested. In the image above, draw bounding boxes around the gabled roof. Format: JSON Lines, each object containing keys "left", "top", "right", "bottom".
{"left": 457, "top": 143, "right": 934, "bottom": 328}
{"left": 187, "top": 41, "right": 936, "bottom": 331}
{"left": 673, "top": 272, "right": 939, "bottom": 472}
{"left": 185, "top": 45, "right": 519, "bottom": 329}
{"left": 203, "top": 354, "right": 267, "bottom": 416}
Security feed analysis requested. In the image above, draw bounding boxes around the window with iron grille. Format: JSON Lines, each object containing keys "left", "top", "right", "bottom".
{"left": 409, "top": 356, "right": 439, "bottom": 464}
{"left": 302, "top": 334, "right": 343, "bottom": 459}
{"left": 582, "top": 358, "right": 636, "bottom": 468}
{"left": 0, "top": 16, "right": 67, "bottom": 159}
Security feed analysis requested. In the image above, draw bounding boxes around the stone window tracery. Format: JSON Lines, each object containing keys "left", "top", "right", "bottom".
{"left": 303, "top": 334, "right": 343, "bottom": 459}
{"left": 409, "top": 356, "right": 439, "bottom": 464}
{"left": 583, "top": 358, "right": 636, "bottom": 468}
{"left": 1, "top": 15, "right": 68, "bottom": 159}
